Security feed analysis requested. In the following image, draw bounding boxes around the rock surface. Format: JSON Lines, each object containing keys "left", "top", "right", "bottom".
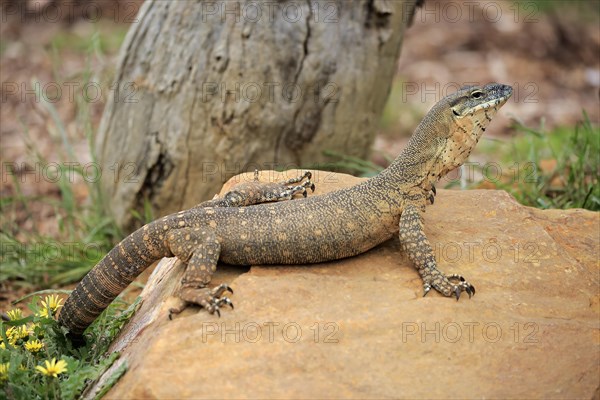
{"left": 87, "top": 170, "right": 599, "bottom": 399}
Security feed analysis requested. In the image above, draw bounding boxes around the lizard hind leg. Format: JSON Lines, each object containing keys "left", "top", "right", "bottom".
{"left": 166, "top": 228, "right": 234, "bottom": 318}
{"left": 399, "top": 203, "right": 475, "bottom": 300}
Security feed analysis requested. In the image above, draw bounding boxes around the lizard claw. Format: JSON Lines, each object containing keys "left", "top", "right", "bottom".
{"left": 454, "top": 286, "right": 461, "bottom": 300}
{"left": 179, "top": 283, "right": 235, "bottom": 317}
{"left": 428, "top": 184, "right": 437, "bottom": 204}
{"left": 447, "top": 274, "right": 475, "bottom": 300}
{"left": 427, "top": 273, "right": 475, "bottom": 300}
{"left": 423, "top": 283, "right": 432, "bottom": 297}
{"left": 208, "top": 297, "right": 233, "bottom": 317}
{"left": 467, "top": 285, "right": 475, "bottom": 297}
{"left": 280, "top": 175, "right": 316, "bottom": 200}
{"left": 424, "top": 185, "right": 436, "bottom": 205}
{"left": 211, "top": 283, "right": 233, "bottom": 297}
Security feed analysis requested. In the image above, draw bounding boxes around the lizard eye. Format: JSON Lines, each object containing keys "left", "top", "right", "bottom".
{"left": 452, "top": 109, "right": 460, "bottom": 116}
{"left": 471, "top": 91, "right": 484, "bottom": 99}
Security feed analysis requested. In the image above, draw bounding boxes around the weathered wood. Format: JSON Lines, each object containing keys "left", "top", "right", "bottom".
{"left": 96, "top": 0, "right": 417, "bottom": 230}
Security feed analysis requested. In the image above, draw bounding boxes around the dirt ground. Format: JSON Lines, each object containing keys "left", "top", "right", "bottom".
{"left": 1, "top": 0, "right": 598, "bottom": 302}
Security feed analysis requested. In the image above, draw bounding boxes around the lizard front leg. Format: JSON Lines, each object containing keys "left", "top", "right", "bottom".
{"left": 399, "top": 203, "right": 475, "bottom": 299}
{"left": 196, "top": 170, "right": 315, "bottom": 208}
{"left": 166, "top": 228, "right": 233, "bottom": 318}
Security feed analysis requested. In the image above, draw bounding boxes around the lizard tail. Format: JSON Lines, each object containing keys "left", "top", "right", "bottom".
{"left": 58, "top": 220, "right": 172, "bottom": 337}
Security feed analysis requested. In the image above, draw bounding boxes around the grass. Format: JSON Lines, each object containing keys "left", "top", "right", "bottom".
{"left": 1, "top": 25, "right": 136, "bottom": 399}
{"left": 0, "top": 23, "right": 130, "bottom": 289}
{"left": 512, "top": 0, "right": 600, "bottom": 18}
{"left": 0, "top": 87, "right": 123, "bottom": 289}
{"left": 479, "top": 112, "right": 599, "bottom": 211}
{"left": 1, "top": 294, "right": 136, "bottom": 399}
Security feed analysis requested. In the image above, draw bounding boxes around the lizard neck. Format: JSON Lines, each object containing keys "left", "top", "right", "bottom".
{"left": 375, "top": 107, "right": 449, "bottom": 194}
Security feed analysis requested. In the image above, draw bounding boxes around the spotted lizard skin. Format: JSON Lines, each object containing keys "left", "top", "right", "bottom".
{"left": 59, "top": 83, "right": 513, "bottom": 337}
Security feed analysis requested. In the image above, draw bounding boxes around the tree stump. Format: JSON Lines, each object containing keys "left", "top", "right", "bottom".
{"left": 96, "top": 0, "right": 417, "bottom": 230}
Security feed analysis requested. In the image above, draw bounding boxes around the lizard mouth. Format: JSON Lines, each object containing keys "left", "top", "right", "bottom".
{"left": 468, "top": 95, "right": 511, "bottom": 115}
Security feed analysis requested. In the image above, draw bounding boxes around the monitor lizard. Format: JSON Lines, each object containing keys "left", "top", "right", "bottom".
{"left": 58, "top": 83, "right": 513, "bottom": 340}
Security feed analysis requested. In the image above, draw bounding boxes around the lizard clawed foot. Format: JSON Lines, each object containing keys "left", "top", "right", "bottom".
{"left": 423, "top": 273, "right": 475, "bottom": 300}
{"left": 170, "top": 283, "right": 234, "bottom": 319}
{"left": 279, "top": 171, "right": 316, "bottom": 199}
{"left": 427, "top": 185, "right": 436, "bottom": 205}
{"left": 446, "top": 274, "right": 475, "bottom": 300}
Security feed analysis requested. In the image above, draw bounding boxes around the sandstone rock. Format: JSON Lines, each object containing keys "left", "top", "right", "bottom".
{"left": 85, "top": 170, "right": 599, "bottom": 399}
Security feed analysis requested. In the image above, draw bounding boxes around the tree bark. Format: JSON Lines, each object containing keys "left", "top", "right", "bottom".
{"left": 96, "top": 0, "right": 417, "bottom": 230}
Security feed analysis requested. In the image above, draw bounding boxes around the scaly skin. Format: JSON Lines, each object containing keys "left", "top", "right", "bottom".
{"left": 59, "top": 83, "right": 513, "bottom": 338}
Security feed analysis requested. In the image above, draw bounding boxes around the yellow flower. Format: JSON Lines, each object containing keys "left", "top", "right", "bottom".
{"left": 6, "top": 325, "right": 28, "bottom": 344}
{"left": 25, "top": 339, "right": 44, "bottom": 353}
{"left": 37, "top": 294, "right": 64, "bottom": 318}
{"left": 0, "top": 342, "right": 5, "bottom": 350}
{"left": 0, "top": 363, "right": 9, "bottom": 382}
{"left": 27, "top": 322, "right": 42, "bottom": 337}
{"left": 35, "top": 358, "right": 68, "bottom": 378}
{"left": 6, "top": 309, "right": 23, "bottom": 321}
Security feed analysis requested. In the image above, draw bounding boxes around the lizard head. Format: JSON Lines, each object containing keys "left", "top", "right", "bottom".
{"left": 425, "top": 83, "right": 513, "bottom": 182}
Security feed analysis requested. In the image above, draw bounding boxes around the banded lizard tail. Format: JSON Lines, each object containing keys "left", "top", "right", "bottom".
{"left": 59, "top": 83, "right": 513, "bottom": 340}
